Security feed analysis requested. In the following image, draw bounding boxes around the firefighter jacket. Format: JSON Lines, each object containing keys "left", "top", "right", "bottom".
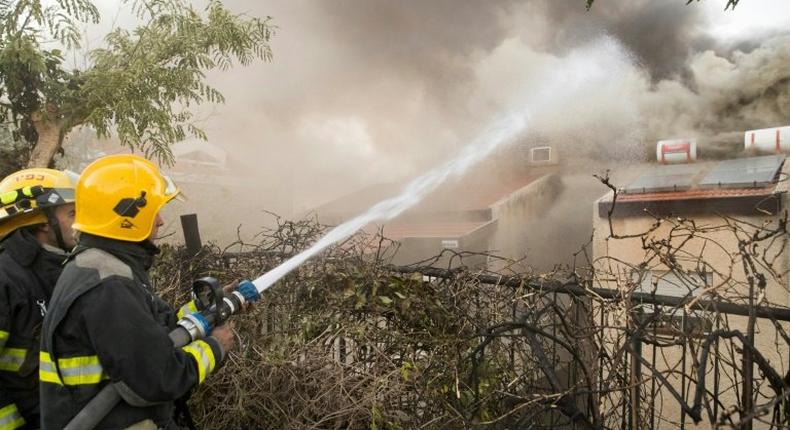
{"left": 39, "top": 234, "right": 224, "bottom": 430}
{"left": 0, "top": 229, "right": 66, "bottom": 430}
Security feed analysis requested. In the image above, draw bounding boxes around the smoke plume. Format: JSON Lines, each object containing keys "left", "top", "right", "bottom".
{"left": 202, "top": 1, "right": 790, "bottom": 210}
{"left": 64, "top": 1, "right": 790, "bottom": 255}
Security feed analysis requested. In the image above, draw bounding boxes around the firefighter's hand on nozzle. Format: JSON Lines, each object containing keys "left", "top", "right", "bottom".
{"left": 223, "top": 280, "right": 255, "bottom": 313}
{"left": 222, "top": 280, "right": 238, "bottom": 295}
{"left": 211, "top": 320, "right": 235, "bottom": 356}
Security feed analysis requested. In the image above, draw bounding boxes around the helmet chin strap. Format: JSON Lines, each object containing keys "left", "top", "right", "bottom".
{"left": 43, "top": 207, "right": 68, "bottom": 251}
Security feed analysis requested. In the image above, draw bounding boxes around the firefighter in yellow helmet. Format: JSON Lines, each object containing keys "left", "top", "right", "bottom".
{"left": 40, "top": 155, "right": 235, "bottom": 430}
{"left": 0, "top": 168, "right": 77, "bottom": 429}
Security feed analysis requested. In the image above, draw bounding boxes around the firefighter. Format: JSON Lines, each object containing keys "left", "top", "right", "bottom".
{"left": 39, "top": 155, "right": 235, "bottom": 430}
{"left": 0, "top": 168, "right": 78, "bottom": 430}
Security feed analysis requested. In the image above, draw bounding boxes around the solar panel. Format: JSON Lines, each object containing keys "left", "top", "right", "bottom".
{"left": 699, "top": 154, "right": 785, "bottom": 189}
{"left": 622, "top": 163, "right": 703, "bottom": 194}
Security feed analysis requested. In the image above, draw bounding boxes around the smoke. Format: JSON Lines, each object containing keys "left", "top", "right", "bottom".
{"left": 203, "top": 1, "right": 789, "bottom": 212}
{"left": 209, "top": 0, "right": 527, "bottom": 210}
{"left": 639, "top": 36, "right": 790, "bottom": 157}
{"left": 491, "top": 1, "right": 790, "bottom": 159}
{"left": 524, "top": 0, "right": 714, "bottom": 83}
{"left": 210, "top": 1, "right": 640, "bottom": 208}
{"left": 64, "top": 1, "right": 790, "bottom": 251}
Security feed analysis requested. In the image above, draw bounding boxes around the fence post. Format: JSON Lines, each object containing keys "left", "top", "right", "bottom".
{"left": 180, "top": 213, "right": 202, "bottom": 256}
{"left": 630, "top": 311, "right": 642, "bottom": 429}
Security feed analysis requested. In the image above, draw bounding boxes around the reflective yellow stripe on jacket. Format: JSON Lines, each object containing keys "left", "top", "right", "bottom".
{"left": 0, "top": 331, "right": 15, "bottom": 373}
{"left": 182, "top": 340, "right": 215, "bottom": 384}
{"left": 176, "top": 300, "right": 199, "bottom": 319}
{"left": 0, "top": 348, "right": 26, "bottom": 372}
{"left": 0, "top": 403, "right": 24, "bottom": 430}
{"left": 39, "top": 352, "right": 108, "bottom": 386}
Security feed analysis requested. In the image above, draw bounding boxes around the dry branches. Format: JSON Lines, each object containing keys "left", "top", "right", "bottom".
{"left": 149, "top": 202, "right": 790, "bottom": 428}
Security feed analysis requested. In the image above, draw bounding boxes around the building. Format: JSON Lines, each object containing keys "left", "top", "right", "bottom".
{"left": 592, "top": 139, "right": 790, "bottom": 428}
{"left": 311, "top": 145, "right": 567, "bottom": 269}
{"left": 162, "top": 139, "right": 293, "bottom": 245}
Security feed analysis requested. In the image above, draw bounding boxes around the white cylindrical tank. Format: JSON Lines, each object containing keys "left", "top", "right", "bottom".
{"left": 744, "top": 126, "right": 790, "bottom": 153}
{"left": 656, "top": 139, "right": 697, "bottom": 164}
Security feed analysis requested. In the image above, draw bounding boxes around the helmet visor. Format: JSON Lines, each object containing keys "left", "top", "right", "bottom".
{"left": 50, "top": 187, "right": 75, "bottom": 203}
{"left": 64, "top": 170, "right": 80, "bottom": 185}
{"left": 163, "top": 175, "right": 186, "bottom": 202}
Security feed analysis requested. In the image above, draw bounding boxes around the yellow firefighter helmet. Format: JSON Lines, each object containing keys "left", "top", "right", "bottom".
{"left": 0, "top": 168, "right": 78, "bottom": 241}
{"left": 73, "top": 154, "right": 180, "bottom": 242}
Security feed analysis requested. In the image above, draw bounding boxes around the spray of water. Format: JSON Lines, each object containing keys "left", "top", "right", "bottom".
{"left": 252, "top": 36, "right": 633, "bottom": 294}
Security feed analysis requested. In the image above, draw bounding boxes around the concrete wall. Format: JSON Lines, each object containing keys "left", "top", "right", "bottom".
{"left": 389, "top": 220, "right": 497, "bottom": 269}
{"left": 489, "top": 174, "right": 562, "bottom": 269}
{"left": 591, "top": 164, "right": 790, "bottom": 428}
{"left": 386, "top": 172, "right": 566, "bottom": 270}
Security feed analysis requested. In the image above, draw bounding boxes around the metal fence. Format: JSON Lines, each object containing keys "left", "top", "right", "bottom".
{"left": 394, "top": 266, "right": 790, "bottom": 429}
{"left": 176, "top": 214, "right": 790, "bottom": 429}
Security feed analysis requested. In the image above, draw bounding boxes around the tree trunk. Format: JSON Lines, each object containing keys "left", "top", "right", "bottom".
{"left": 27, "top": 105, "right": 65, "bottom": 168}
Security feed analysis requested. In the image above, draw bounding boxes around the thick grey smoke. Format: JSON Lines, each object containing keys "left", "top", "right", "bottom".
{"left": 64, "top": 1, "right": 790, "bottom": 250}
{"left": 531, "top": 0, "right": 713, "bottom": 83}
{"left": 206, "top": 1, "right": 790, "bottom": 209}
{"left": 638, "top": 35, "right": 790, "bottom": 158}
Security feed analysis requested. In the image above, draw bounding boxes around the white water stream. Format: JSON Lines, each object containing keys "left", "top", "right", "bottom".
{"left": 252, "top": 37, "right": 630, "bottom": 294}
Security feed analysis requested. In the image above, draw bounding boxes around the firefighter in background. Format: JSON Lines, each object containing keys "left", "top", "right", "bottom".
{"left": 0, "top": 168, "right": 78, "bottom": 430}
{"left": 40, "top": 155, "right": 235, "bottom": 430}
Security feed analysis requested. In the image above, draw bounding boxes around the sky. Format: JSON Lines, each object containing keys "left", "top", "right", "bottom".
{"left": 702, "top": 0, "right": 790, "bottom": 40}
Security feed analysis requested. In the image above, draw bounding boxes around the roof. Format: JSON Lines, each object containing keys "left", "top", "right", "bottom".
{"left": 312, "top": 183, "right": 402, "bottom": 222}
{"left": 310, "top": 165, "right": 554, "bottom": 246}
{"left": 411, "top": 172, "right": 546, "bottom": 213}
{"left": 597, "top": 154, "right": 787, "bottom": 217}
{"left": 312, "top": 169, "right": 548, "bottom": 224}
{"left": 171, "top": 140, "right": 227, "bottom": 166}
{"left": 615, "top": 186, "right": 777, "bottom": 203}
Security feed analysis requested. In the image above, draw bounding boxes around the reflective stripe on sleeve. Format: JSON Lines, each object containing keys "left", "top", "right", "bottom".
{"left": 0, "top": 403, "right": 25, "bottom": 430}
{"left": 39, "top": 352, "right": 108, "bottom": 386}
{"left": 0, "top": 348, "right": 26, "bottom": 372}
{"left": 182, "top": 340, "right": 216, "bottom": 384}
{"left": 38, "top": 353, "right": 61, "bottom": 385}
{"left": 177, "top": 300, "right": 199, "bottom": 319}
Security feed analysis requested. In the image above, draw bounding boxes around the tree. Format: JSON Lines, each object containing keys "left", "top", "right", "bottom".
{"left": 586, "top": 0, "right": 740, "bottom": 10}
{"left": 0, "top": 0, "right": 274, "bottom": 168}
{"left": 0, "top": 125, "right": 27, "bottom": 177}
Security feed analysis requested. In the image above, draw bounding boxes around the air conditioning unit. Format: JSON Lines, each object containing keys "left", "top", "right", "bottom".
{"left": 528, "top": 146, "right": 558, "bottom": 165}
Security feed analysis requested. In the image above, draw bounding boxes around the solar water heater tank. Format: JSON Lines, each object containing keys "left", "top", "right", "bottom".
{"left": 656, "top": 139, "right": 697, "bottom": 164}
{"left": 744, "top": 126, "right": 790, "bottom": 154}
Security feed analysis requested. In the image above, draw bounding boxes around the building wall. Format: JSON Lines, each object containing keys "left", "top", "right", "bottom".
{"left": 489, "top": 173, "right": 563, "bottom": 270}
{"left": 389, "top": 220, "right": 498, "bottom": 269}
{"left": 384, "top": 173, "right": 564, "bottom": 270}
{"left": 591, "top": 171, "right": 790, "bottom": 428}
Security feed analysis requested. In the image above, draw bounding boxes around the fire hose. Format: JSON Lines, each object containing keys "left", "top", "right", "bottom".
{"left": 63, "top": 277, "right": 262, "bottom": 430}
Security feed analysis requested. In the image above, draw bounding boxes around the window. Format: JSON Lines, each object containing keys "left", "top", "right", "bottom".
{"left": 530, "top": 146, "right": 552, "bottom": 163}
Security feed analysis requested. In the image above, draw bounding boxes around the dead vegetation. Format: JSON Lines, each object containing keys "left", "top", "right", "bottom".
{"left": 151, "top": 203, "right": 790, "bottom": 429}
